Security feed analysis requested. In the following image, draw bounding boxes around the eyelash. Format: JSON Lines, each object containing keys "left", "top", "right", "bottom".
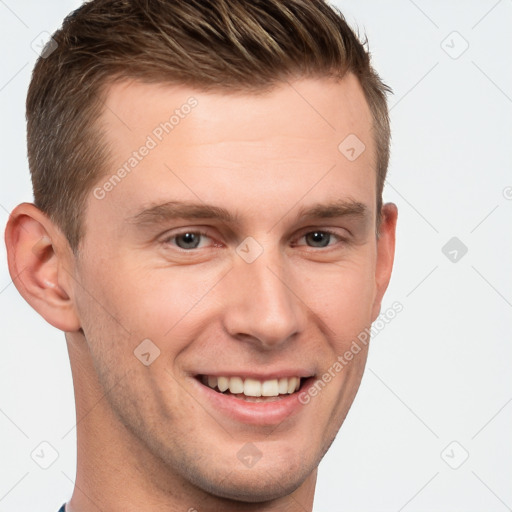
{"left": 161, "top": 228, "right": 346, "bottom": 251}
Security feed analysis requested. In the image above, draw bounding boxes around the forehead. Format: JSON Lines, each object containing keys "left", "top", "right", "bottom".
{"left": 101, "top": 74, "right": 373, "bottom": 146}
{"left": 89, "top": 76, "right": 376, "bottom": 229}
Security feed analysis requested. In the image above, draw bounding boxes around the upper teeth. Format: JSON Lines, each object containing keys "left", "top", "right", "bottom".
{"left": 202, "top": 375, "right": 301, "bottom": 397}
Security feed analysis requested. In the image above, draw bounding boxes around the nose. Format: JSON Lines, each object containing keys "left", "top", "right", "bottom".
{"left": 221, "top": 245, "right": 307, "bottom": 350}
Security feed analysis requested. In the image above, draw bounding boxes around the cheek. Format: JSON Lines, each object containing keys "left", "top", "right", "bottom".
{"left": 295, "top": 256, "right": 376, "bottom": 337}
{"left": 73, "top": 265, "right": 192, "bottom": 415}
{"left": 82, "top": 258, "right": 223, "bottom": 341}
{"left": 76, "top": 241, "right": 377, "bottom": 362}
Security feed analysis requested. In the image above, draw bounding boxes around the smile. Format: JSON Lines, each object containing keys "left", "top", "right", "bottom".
{"left": 192, "top": 372, "right": 316, "bottom": 424}
{"left": 199, "top": 375, "right": 302, "bottom": 401}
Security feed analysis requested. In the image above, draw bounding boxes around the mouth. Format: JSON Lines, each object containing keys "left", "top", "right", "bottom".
{"left": 196, "top": 374, "right": 306, "bottom": 403}
{"left": 192, "top": 372, "right": 316, "bottom": 425}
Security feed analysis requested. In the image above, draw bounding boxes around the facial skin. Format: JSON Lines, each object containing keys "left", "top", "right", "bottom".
{"left": 5, "top": 74, "right": 397, "bottom": 511}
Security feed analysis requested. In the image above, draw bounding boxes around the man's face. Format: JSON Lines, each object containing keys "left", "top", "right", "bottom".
{"left": 70, "top": 75, "right": 395, "bottom": 502}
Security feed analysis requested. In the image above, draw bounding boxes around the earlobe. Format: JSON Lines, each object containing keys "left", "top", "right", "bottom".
{"left": 4, "top": 202, "right": 82, "bottom": 332}
{"left": 371, "top": 202, "right": 398, "bottom": 322}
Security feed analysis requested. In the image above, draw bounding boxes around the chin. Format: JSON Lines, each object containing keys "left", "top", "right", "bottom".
{"left": 193, "top": 466, "right": 309, "bottom": 504}
{"left": 165, "top": 442, "right": 316, "bottom": 505}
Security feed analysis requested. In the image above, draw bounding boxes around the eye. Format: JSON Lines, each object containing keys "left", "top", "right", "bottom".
{"left": 165, "top": 231, "right": 212, "bottom": 250}
{"left": 297, "top": 230, "right": 342, "bottom": 248}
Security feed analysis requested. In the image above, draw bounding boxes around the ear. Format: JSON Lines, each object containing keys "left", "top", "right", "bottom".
{"left": 4, "top": 202, "right": 81, "bottom": 332}
{"left": 371, "top": 202, "right": 398, "bottom": 322}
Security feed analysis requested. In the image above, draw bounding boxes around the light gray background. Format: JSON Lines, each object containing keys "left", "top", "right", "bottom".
{"left": 1, "top": 1, "right": 511, "bottom": 511}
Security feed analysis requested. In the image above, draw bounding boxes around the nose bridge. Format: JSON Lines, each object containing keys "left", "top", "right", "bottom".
{"left": 223, "top": 242, "right": 305, "bottom": 348}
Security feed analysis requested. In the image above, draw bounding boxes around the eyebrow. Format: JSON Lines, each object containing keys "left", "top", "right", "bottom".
{"left": 128, "top": 201, "right": 239, "bottom": 226}
{"left": 127, "top": 199, "right": 369, "bottom": 227}
{"left": 295, "top": 199, "right": 368, "bottom": 221}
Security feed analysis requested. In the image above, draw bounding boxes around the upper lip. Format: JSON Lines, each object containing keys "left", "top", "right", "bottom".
{"left": 194, "top": 370, "right": 315, "bottom": 380}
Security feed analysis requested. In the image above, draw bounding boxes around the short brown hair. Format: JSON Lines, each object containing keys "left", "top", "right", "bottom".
{"left": 27, "top": 0, "right": 391, "bottom": 252}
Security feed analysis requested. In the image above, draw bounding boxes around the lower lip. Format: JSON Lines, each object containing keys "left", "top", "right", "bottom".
{"left": 192, "top": 377, "right": 315, "bottom": 426}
